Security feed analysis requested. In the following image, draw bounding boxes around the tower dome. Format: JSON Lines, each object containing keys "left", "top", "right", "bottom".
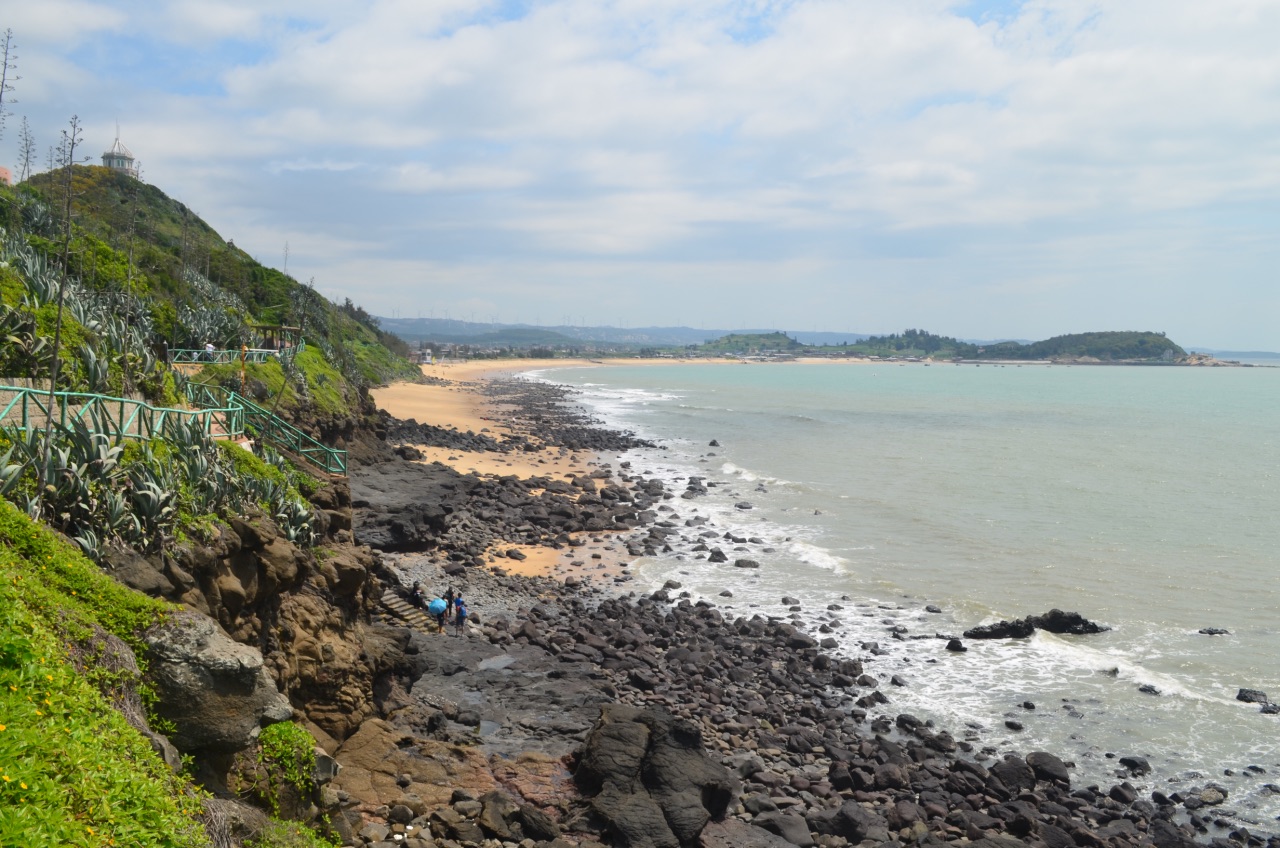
{"left": 102, "top": 136, "right": 140, "bottom": 178}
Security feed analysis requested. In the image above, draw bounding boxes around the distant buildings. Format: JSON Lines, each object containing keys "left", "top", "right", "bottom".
{"left": 102, "top": 136, "right": 140, "bottom": 178}
{"left": 0, "top": 166, "right": 10, "bottom": 186}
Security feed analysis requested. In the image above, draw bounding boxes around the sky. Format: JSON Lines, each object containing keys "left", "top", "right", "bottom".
{"left": 4, "top": 0, "right": 1280, "bottom": 349}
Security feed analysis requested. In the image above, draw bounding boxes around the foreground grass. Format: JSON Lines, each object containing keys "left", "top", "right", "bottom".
{"left": 0, "top": 500, "right": 210, "bottom": 846}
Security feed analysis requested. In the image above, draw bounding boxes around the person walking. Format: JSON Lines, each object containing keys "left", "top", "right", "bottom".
{"left": 453, "top": 596, "right": 469, "bottom": 636}
{"left": 428, "top": 597, "right": 448, "bottom": 633}
{"left": 444, "top": 586, "right": 456, "bottom": 617}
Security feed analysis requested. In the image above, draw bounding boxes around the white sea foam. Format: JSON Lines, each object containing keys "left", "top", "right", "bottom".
{"left": 718, "top": 461, "right": 795, "bottom": 487}
{"left": 547, "top": 362, "right": 1280, "bottom": 824}
{"left": 782, "top": 539, "right": 849, "bottom": 573}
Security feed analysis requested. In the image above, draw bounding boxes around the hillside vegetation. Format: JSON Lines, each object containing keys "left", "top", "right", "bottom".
{"left": 0, "top": 162, "right": 415, "bottom": 845}
{"left": 0, "top": 499, "right": 208, "bottom": 846}
{"left": 5, "top": 165, "right": 418, "bottom": 399}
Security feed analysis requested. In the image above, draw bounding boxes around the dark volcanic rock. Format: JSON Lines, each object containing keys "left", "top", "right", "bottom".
{"left": 964, "top": 609, "right": 1108, "bottom": 639}
{"left": 1119, "top": 755, "right": 1152, "bottom": 776}
{"left": 701, "top": 819, "right": 796, "bottom": 847}
{"left": 575, "top": 704, "right": 738, "bottom": 848}
{"left": 1027, "top": 751, "right": 1071, "bottom": 785}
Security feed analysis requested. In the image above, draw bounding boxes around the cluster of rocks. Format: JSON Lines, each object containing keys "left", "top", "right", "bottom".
{"left": 380, "top": 408, "right": 522, "bottom": 453}
{"left": 321, "top": 563, "right": 1280, "bottom": 848}
{"left": 351, "top": 454, "right": 674, "bottom": 564}
{"left": 962, "top": 610, "right": 1110, "bottom": 640}
{"left": 482, "top": 379, "right": 656, "bottom": 452}
{"left": 1236, "top": 689, "right": 1280, "bottom": 716}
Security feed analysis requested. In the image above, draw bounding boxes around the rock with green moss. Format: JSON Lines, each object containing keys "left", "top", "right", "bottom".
{"left": 144, "top": 609, "right": 294, "bottom": 756}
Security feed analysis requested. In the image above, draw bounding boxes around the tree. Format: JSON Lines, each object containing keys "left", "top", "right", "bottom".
{"left": 0, "top": 29, "right": 17, "bottom": 142}
{"left": 39, "top": 116, "right": 90, "bottom": 509}
{"left": 17, "top": 115, "right": 35, "bottom": 181}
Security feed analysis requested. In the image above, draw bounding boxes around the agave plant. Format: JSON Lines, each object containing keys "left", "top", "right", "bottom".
{"left": 0, "top": 303, "right": 49, "bottom": 377}
{"left": 240, "top": 445, "right": 319, "bottom": 547}
{"left": 73, "top": 526, "right": 100, "bottom": 561}
{"left": 274, "top": 497, "right": 317, "bottom": 546}
{"left": 127, "top": 473, "right": 178, "bottom": 551}
{"left": 79, "top": 344, "right": 111, "bottom": 394}
{"left": 100, "top": 487, "right": 142, "bottom": 545}
{"left": 19, "top": 197, "right": 58, "bottom": 238}
{"left": 0, "top": 442, "right": 25, "bottom": 499}
{"left": 175, "top": 269, "right": 252, "bottom": 350}
{"left": 13, "top": 252, "right": 58, "bottom": 307}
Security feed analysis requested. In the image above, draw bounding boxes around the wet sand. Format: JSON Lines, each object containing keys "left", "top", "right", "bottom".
{"left": 369, "top": 360, "right": 638, "bottom": 585}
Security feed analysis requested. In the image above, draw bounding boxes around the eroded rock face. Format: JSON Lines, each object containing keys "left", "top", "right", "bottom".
{"left": 267, "top": 594, "right": 388, "bottom": 740}
{"left": 575, "top": 704, "right": 738, "bottom": 848}
{"left": 144, "top": 609, "right": 293, "bottom": 755}
{"left": 105, "top": 484, "right": 385, "bottom": 744}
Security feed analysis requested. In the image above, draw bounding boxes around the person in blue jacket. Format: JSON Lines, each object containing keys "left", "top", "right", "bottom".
{"left": 453, "top": 596, "right": 469, "bottom": 636}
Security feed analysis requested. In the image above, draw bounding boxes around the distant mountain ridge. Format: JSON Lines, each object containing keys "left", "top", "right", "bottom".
{"left": 377, "top": 317, "right": 874, "bottom": 347}
{"left": 379, "top": 317, "right": 1209, "bottom": 362}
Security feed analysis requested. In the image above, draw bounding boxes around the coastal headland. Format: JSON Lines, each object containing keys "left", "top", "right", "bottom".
{"left": 335, "top": 362, "right": 1276, "bottom": 848}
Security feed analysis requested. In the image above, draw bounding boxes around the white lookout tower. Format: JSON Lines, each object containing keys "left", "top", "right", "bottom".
{"left": 102, "top": 135, "right": 140, "bottom": 178}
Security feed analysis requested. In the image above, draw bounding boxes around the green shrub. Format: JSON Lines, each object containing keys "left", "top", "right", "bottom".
{"left": 217, "top": 440, "right": 288, "bottom": 489}
{"left": 0, "top": 500, "right": 209, "bottom": 846}
{"left": 257, "top": 722, "right": 316, "bottom": 810}
{"left": 247, "top": 819, "right": 337, "bottom": 848}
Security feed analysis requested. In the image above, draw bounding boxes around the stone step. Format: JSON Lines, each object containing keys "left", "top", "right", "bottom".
{"left": 379, "top": 591, "right": 439, "bottom": 631}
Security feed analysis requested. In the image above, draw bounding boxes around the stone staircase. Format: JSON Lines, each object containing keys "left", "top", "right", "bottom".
{"left": 377, "top": 589, "right": 441, "bottom": 633}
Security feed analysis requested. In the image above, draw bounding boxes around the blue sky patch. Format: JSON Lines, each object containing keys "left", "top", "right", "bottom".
{"left": 953, "top": 0, "right": 1026, "bottom": 26}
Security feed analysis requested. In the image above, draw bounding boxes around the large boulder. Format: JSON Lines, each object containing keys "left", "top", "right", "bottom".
{"left": 964, "top": 609, "right": 1108, "bottom": 639}
{"left": 701, "top": 820, "right": 798, "bottom": 848}
{"left": 144, "top": 610, "right": 293, "bottom": 755}
{"left": 575, "top": 704, "right": 738, "bottom": 848}
{"left": 808, "top": 799, "right": 889, "bottom": 843}
{"left": 1026, "top": 751, "right": 1071, "bottom": 786}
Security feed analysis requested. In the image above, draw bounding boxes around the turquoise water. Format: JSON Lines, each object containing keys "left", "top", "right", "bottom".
{"left": 538, "top": 362, "right": 1280, "bottom": 824}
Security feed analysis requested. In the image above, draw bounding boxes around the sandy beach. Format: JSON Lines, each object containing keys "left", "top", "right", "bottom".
{"left": 369, "top": 359, "right": 644, "bottom": 585}
{"left": 367, "top": 354, "right": 886, "bottom": 584}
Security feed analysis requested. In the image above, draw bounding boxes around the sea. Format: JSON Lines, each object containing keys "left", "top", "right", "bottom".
{"left": 530, "top": 361, "right": 1280, "bottom": 826}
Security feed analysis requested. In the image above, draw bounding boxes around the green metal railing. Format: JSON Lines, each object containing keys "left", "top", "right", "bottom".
{"left": 0, "top": 384, "right": 244, "bottom": 441}
{"left": 183, "top": 383, "right": 347, "bottom": 476}
{"left": 171, "top": 341, "right": 304, "bottom": 366}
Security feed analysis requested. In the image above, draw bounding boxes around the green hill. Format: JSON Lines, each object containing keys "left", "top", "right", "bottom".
{"left": 1007, "top": 331, "right": 1185, "bottom": 361}
{"left": 700, "top": 331, "right": 804, "bottom": 353}
{"left": 6, "top": 165, "right": 418, "bottom": 404}
{"left": 0, "top": 164, "right": 418, "bottom": 844}
{"left": 845, "top": 329, "right": 1185, "bottom": 362}
{"left": 682, "top": 328, "right": 1187, "bottom": 362}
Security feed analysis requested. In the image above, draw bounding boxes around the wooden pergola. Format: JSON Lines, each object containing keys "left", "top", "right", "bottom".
{"left": 250, "top": 324, "right": 303, "bottom": 352}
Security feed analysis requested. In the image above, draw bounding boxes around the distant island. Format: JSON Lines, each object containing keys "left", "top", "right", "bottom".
{"left": 378, "top": 319, "right": 1249, "bottom": 365}
{"left": 778, "top": 328, "right": 1196, "bottom": 363}
{"left": 684, "top": 329, "right": 1240, "bottom": 364}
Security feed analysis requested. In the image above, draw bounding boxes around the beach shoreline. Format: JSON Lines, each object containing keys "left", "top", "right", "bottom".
{"left": 369, "top": 361, "right": 649, "bottom": 587}
{"left": 349, "top": 358, "right": 1280, "bottom": 846}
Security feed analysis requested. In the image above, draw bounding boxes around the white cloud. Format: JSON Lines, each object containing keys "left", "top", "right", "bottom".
{"left": 385, "top": 162, "right": 532, "bottom": 192}
{"left": 16, "top": 0, "right": 1280, "bottom": 347}
{"left": 3, "top": 1, "right": 124, "bottom": 45}
{"left": 267, "top": 158, "right": 363, "bottom": 174}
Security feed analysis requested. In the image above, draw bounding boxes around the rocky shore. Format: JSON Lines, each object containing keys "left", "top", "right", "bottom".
{"left": 331, "top": 375, "right": 1280, "bottom": 848}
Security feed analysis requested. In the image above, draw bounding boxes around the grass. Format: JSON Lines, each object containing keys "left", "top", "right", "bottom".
{"left": 0, "top": 499, "right": 211, "bottom": 846}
